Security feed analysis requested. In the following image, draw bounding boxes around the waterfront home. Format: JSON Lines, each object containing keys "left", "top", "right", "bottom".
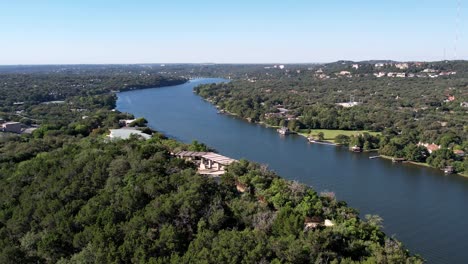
{"left": 392, "top": 157, "right": 406, "bottom": 163}
{"left": 175, "top": 151, "right": 210, "bottom": 162}
{"left": 444, "top": 166, "right": 454, "bottom": 174}
{"left": 175, "top": 151, "right": 237, "bottom": 176}
{"left": 418, "top": 142, "right": 441, "bottom": 154}
{"left": 426, "top": 144, "right": 441, "bottom": 154}
{"left": 350, "top": 145, "right": 362, "bottom": 152}
{"left": 199, "top": 152, "right": 237, "bottom": 175}
{"left": 277, "top": 127, "right": 290, "bottom": 135}
{"left": 118, "top": 119, "right": 136, "bottom": 127}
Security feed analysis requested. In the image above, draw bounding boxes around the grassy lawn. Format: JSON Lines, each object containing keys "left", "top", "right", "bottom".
{"left": 298, "top": 129, "right": 381, "bottom": 142}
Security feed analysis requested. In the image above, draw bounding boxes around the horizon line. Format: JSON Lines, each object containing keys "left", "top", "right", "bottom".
{"left": 1, "top": 59, "right": 467, "bottom": 67}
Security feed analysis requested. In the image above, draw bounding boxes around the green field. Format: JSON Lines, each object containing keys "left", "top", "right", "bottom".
{"left": 298, "top": 129, "right": 381, "bottom": 142}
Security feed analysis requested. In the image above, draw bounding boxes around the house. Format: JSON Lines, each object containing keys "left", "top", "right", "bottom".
{"left": 396, "top": 73, "right": 406, "bottom": 78}
{"left": 304, "top": 216, "right": 323, "bottom": 230}
{"left": 373, "top": 72, "right": 386, "bottom": 78}
{"left": 199, "top": 153, "right": 237, "bottom": 174}
{"left": 425, "top": 143, "right": 441, "bottom": 154}
{"left": 324, "top": 219, "right": 335, "bottom": 227}
{"left": 395, "top": 63, "right": 409, "bottom": 70}
{"left": 454, "top": 150, "right": 465, "bottom": 157}
{"left": 175, "top": 151, "right": 210, "bottom": 162}
{"left": 277, "top": 127, "right": 290, "bottom": 135}
{"left": 375, "top": 63, "right": 385, "bottom": 68}
{"left": 119, "top": 119, "right": 136, "bottom": 127}
{"left": 108, "top": 128, "right": 151, "bottom": 140}
{"left": 352, "top": 64, "right": 359, "bottom": 69}
{"left": 351, "top": 145, "right": 362, "bottom": 152}
{"left": 444, "top": 166, "right": 454, "bottom": 174}
{"left": 339, "top": 71, "right": 351, "bottom": 76}
{"left": 1, "top": 122, "right": 22, "bottom": 133}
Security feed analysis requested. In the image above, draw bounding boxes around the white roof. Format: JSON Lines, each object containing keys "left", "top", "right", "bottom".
{"left": 109, "top": 128, "right": 151, "bottom": 140}
{"left": 201, "top": 153, "right": 237, "bottom": 165}
{"left": 3, "top": 121, "right": 21, "bottom": 125}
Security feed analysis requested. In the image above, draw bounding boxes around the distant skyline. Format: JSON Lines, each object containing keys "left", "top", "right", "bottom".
{"left": 0, "top": 0, "right": 466, "bottom": 64}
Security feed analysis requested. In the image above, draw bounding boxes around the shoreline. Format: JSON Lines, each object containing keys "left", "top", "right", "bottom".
{"left": 209, "top": 101, "right": 467, "bottom": 178}
{"left": 379, "top": 155, "right": 468, "bottom": 178}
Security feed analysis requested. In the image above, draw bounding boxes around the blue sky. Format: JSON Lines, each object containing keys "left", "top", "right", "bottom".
{"left": 0, "top": 0, "right": 466, "bottom": 64}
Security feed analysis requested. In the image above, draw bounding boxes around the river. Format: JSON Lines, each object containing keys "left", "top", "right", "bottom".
{"left": 117, "top": 78, "right": 468, "bottom": 264}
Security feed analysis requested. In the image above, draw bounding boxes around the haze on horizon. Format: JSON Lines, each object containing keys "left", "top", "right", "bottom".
{"left": 0, "top": 0, "right": 466, "bottom": 65}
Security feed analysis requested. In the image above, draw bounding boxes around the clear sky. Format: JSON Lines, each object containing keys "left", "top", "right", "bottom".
{"left": 0, "top": 0, "right": 466, "bottom": 64}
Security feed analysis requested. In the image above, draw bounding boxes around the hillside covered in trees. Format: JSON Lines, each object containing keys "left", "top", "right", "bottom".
{"left": 0, "top": 66, "right": 422, "bottom": 263}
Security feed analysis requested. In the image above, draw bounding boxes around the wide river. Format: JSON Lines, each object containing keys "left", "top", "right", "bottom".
{"left": 117, "top": 78, "right": 468, "bottom": 263}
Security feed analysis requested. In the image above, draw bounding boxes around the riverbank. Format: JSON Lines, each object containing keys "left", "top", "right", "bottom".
{"left": 210, "top": 102, "right": 466, "bottom": 177}
{"left": 379, "top": 155, "right": 468, "bottom": 178}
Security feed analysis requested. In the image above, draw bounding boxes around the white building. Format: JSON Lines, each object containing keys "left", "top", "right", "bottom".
{"left": 395, "top": 63, "right": 409, "bottom": 70}
{"left": 108, "top": 128, "right": 151, "bottom": 140}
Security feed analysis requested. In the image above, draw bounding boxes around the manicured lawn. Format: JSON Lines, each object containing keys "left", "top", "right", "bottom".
{"left": 298, "top": 129, "right": 381, "bottom": 142}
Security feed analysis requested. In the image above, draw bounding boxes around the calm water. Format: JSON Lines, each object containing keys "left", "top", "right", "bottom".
{"left": 117, "top": 78, "right": 468, "bottom": 264}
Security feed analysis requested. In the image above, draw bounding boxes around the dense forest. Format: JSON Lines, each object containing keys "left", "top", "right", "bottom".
{"left": 195, "top": 61, "right": 468, "bottom": 175}
{"left": 0, "top": 66, "right": 422, "bottom": 263}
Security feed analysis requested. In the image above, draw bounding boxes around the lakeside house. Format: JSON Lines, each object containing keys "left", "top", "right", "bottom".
{"left": 418, "top": 142, "right": 441, "bottom": 154}
{"left": 1, "top": 122, "right": 22, "bottom": 133}
{"left": 350, "top": 145, "right": 362, "bottom": 152}
{"left": 277, "top": 127, "right": 290, "bottom": 135}
{"left": 175, "top": 151, "right": 237, "bottom": 176}
{"left": 392, "top": 157, "right": 406, "bottom": 163}
{"left": 108, "top": 128, "right": 151, "bottom": 140}
{"left": 444, "top": 166, "right": 454, "bottom": 174}
{"left": 119, "top": 119, "right": 136, "bottom": 127}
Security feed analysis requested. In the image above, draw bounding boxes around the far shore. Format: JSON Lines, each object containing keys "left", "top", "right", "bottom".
{"left": 208, "top": 100, "right": 466, "bottom": 178}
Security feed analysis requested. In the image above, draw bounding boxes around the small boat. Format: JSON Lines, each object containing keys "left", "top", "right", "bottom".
{"left": 369, "top": 156, "right": 380, "bottom": 159}
{"left": 277, "top": 127, "right": 290, "bottom": 135}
